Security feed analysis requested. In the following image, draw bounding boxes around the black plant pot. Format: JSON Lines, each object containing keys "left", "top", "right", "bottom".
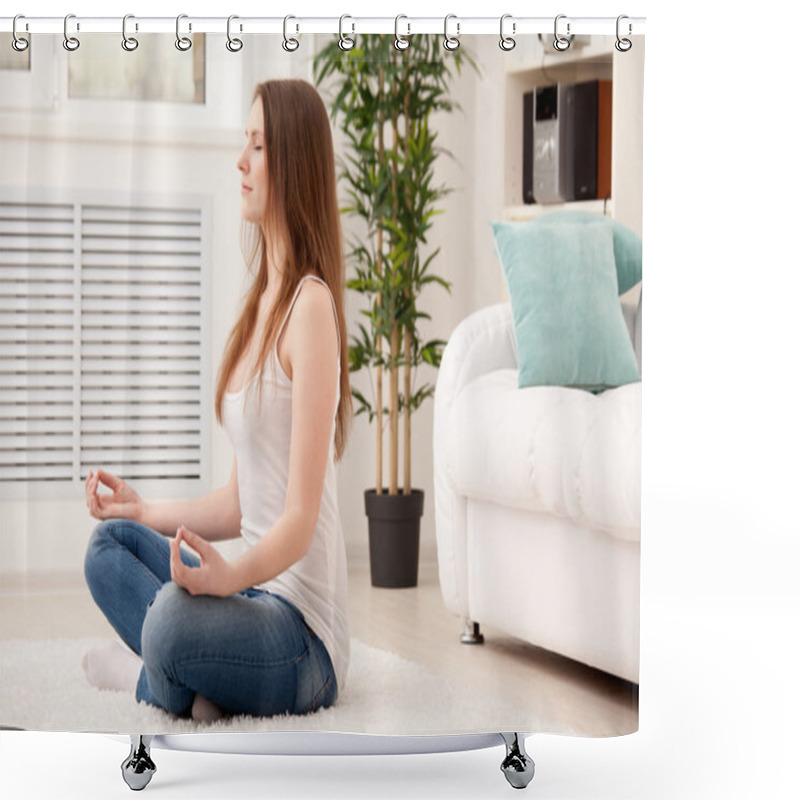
{"left": 364, "top": 488, "right": 424, "bottom": 588}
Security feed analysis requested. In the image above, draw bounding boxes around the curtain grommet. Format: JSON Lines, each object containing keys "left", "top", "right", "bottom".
{"left": 499, "top": 14, "right": 516, "bottom": 51}
{"left": 121, "top": 14, "right": 139, "bottom": 52}
{"left": 282, "top": 15, "right": 299, "bottom": 52}
{"left": 443, "top": 13, "right": 460, "bottom": 51}
{"left": 12, "top": 15, "right": 30, "bottom": 52}
{"left": 615, "top": 15, "right": 633, "bottom": 52}
{"left": 226, "top": 15, "right": 243, "bottom": 52}
{"left": 553, "top": 14, "right": 571, "bottom": 52}
{"left": 338, "top": 14, "right": 355, "bottom": 51}
{"left": 63, "top": 13, "right": 80, "bottom": 51}
{"left": 176, "top": 14, "right": 192, "bottom": 51}
{"left": 394, "top": 15, "right": 410, "bottom": 51}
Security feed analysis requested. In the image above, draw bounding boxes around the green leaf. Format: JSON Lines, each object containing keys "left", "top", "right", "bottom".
{"left": 314, "top": 32, "right": 479, "bottom": 474}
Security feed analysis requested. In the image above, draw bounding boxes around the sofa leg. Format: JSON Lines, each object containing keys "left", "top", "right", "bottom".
{"left": 121, "top": 735, "right": 156, "bottom": 791}
{"left": 460, "top": 618, "right": 484, "bottom": 645}
{"left": 500, "top": 733, "right": 535, "bottom": 789}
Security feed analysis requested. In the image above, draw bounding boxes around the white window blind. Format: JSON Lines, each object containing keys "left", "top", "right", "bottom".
{"left": 0, "top": 193, "right": 209, "bottom": 494}
{"left": 0, "top": 201, "right": 75, "bottom": 483}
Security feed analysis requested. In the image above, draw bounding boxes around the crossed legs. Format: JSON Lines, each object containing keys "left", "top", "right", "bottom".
{"left": 83, "top": 519, "right": 336, "bottom": 720}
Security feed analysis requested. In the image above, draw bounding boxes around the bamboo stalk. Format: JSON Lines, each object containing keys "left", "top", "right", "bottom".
{"left": 388, "top": 90, "right": 400, "bottom": 496}
{"left": 376, "top": 228, "right": 383, "bottom": 497}
{"left": 376, "top": 66, "right": 385, "bottom": 497}
{"left": 403, "top": 87, "right": 413, "bottom": 496}
{"left": 389, "top": 323, "right": 399, "bottom": 495}
{"left": 403, "top": 325, "right": 411, "bottom": 495}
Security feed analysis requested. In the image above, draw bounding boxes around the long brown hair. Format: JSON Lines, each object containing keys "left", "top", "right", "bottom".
{"left": 214, "top": 79, "right": 352, "bottom": 461}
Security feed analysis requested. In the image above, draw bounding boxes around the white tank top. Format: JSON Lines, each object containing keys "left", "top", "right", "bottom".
{"left": 222, "top": 275, "right": 349, "bottom": 692}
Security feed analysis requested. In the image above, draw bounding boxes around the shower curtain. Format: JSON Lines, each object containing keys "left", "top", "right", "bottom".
{"left": 0, "top": 20, "right": 644, "bottom": 745}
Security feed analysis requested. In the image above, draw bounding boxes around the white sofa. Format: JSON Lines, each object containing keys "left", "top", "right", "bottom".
{"left": 433, "top": 283, "right": 641, "bottom": 684}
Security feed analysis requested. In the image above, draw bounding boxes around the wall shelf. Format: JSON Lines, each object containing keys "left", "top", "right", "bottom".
{"left": 503, "top": 198, "right": 613, "bottom": 223}
{"left": 502, "top": 37, "right": 644, "bottom": 235}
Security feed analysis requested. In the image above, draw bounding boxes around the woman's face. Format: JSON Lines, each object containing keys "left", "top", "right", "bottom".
{"left": 237, "top": 97, "right": 267, "bottom": 224}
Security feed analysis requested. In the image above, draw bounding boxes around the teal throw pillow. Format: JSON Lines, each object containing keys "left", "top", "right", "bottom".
{"left": 532, "top": 210, "right": 642, "bottom": 295}
{"left": 492, "top": 220, "right": 641, "bottom": 392}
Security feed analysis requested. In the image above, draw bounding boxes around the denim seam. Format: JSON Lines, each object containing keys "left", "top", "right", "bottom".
{"left": 312, "top": 674, "right": 333, "bottom": 712}
{"left": 167, "top": 642, "right": 313, "bottom": 673}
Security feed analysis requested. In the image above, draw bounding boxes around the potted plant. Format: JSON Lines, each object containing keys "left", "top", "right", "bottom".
{"left": 314, "top": 35, "right": 476, "bottom": 587}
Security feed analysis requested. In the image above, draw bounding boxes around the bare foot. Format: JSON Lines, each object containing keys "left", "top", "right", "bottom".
{"left": 191, "top": 693, "right": 225, "bottom": 723}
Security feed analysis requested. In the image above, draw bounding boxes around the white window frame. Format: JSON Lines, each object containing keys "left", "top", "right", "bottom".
{"left": 1, "top": 35, "right": 247, "bottom": 143}
{"left": 0, "top": 33, "right": 57, "bottom": 112}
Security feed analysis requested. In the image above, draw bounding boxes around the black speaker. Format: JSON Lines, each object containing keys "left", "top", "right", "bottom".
{"left": 522, "top": 91, "right": 534, "bottom": 204}
{"left": 562, "top": 81, "right": 599, "bottom": 201}
{"left": 531, "top": 84, "right": 566, "bottom": 204}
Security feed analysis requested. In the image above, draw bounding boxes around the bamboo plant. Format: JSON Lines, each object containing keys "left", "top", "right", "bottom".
{"left": 314, "top": 34, "right": 476, "bottom": 497}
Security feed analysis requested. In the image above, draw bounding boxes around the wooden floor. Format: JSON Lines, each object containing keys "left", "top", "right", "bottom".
{"left": 0, "top": 560, "right": 637, "bottom": 737}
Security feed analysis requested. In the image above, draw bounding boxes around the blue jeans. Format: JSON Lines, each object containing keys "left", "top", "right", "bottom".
{"left": 84, "top": 518, "right": 337, "bottom": 718}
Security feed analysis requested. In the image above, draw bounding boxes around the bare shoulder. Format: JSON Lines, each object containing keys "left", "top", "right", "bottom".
{"left": 297, "top": 277, "right": 335, "bottom": 312}
{"left": 291, "top": 279, "right": 336, "bottom": 335}
{"left": 283, "top": 279, "right": 338, "bottom": 377}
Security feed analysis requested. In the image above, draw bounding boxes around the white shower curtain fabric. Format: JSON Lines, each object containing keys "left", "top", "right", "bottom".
{"left": 0, "top": 29, "right": 643, "bottom": 737}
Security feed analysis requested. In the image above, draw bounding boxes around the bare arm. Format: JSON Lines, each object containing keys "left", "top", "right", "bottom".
{"left": 87, "top": 457, "right": 241, "bottom": 543}
{"left": 226, "top": 282, "right": 338, "bottom": 591}
{"left": 141, "top": 456, "right": 241, "bottom": 542}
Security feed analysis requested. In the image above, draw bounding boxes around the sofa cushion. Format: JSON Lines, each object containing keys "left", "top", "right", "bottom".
{"left": 527, "top": 210, "right": 643, "bottom": 295}
{"left": 620, "top": 281, "right": 642, "bottom": 374}
{"left": 492, "top": 220, "right": 641, "bottom": 392}
{"left": 447, "top": 370, "right": 641, "bottom": 542}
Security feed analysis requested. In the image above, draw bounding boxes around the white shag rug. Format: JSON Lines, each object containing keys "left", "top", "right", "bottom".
{"left": 1, "top": 637, "right": 526, "bottom": 735}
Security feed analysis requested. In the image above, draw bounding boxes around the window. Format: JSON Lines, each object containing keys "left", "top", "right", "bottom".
{"left": 0, "top": 191, "right": 210, "bottom": 497}
{"left": 0, "top": 33, "right": 31, "bottom": 72}
{"left": 67, "top": 34, "right": 206, "bottom": 104}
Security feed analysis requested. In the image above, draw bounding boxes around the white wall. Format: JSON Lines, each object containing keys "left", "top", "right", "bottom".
{"left": 1, "top": 35, "right": 499, "bottom": 575}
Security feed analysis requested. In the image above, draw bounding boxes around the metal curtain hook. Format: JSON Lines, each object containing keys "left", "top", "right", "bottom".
{"left": 12, "top": 15, "right": 29, "bottom": 52}
{"left": 553, "top": 14, "right": 571, "bottom": 51}
{"left": 63, "top": 13, "right": 80, "bottom": 51}
{"left": 615, "top": 15, "right": 633, "bottom": 52}
{"left": 394, "top": 15, "right": 410, "bottom": 51}
{"left": 122, "top": 14, "right": 138, "bottom": 51}
{"left": 283, "top": 15, "right": 299, "bottom": 52}
{"left": 226, "top": 15, "right": 243, "bottom": 52}
{"left": 443, "top": 14, "right": 460, "bottom": 51}
{"left": 338, "top": 14, "right": 355, "bottom": 51}
{"left": 176, "top": 13, "right": 192, "bottom": 51}
{"left": 499, "top": 14, "right": 516, "bottom": 51}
